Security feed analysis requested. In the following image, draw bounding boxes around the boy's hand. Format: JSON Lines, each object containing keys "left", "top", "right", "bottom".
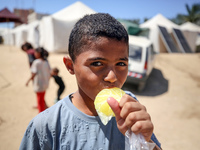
{"left": 107, "top": 94, "right": 154, "bottom": 142}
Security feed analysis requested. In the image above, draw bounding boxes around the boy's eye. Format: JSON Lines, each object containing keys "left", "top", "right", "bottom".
{"left": 117, "top": 62, "right": 127, "bottom": 66}
{"left": 91, "top": 61, "right": 103, "bottom": 66}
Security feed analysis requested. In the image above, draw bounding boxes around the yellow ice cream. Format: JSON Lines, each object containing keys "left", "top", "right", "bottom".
{"left": 94, "top": 87, "right": 125, "bottom": 125}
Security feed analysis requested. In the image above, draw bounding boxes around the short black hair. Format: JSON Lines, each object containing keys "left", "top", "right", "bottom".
{"left": 52, "top": 67, "right": 59, "bottom": 73}
{"left": 35, "top": 47, "right": 49, "bottom": 60}
{"left": 68, "top": 13, "right": 128, "bottom": 62}
{"left": 21, "top": 42, "right": 33, "bottom": 50}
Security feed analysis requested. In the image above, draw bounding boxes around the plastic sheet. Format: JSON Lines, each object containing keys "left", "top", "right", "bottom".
{"left": 125, "top": 130, "right": 156, "bottom": 150}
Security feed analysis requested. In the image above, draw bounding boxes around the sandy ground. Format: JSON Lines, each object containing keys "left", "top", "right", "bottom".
{"left": 0, "top": 45, "right": 200, "bottom": 150}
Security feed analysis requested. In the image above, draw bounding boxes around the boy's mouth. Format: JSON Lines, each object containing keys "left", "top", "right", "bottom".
{"left": 102, "top": 85, "right": 118, "bottom": 89}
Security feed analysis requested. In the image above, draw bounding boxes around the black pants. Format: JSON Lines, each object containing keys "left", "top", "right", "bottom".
{"left": 57, "top": 86, "right": 65, "bottom": 100}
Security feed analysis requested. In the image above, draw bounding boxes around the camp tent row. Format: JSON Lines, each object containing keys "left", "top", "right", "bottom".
{"left": 1, "top": 2, "right": 200, "bottom": 53}
{"left": 2, "top": 1, "right": 96, "bottom": 52}
{"left": 140, "top": 14, "right": 200, "bottom": 53}
{"left": 39, "top": 1, "right": 96, "bottom": 52}
{"left": 180, "top": 22, "right": 200, "bottom": 47}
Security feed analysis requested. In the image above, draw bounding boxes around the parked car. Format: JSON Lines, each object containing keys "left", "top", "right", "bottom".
{"left": 125, "top": 35, "right": 156, "bottom": 91}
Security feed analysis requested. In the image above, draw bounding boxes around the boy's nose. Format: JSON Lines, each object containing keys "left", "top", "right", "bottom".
{"left": 104, "top": 69, "right": 117, "bottom": 83}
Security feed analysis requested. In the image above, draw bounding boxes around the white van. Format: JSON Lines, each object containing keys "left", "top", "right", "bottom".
{"left": 125, "top": 35, "right": 156, "bottom": 91}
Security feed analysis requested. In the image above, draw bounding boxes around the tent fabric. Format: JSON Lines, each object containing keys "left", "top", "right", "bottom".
{"left": 180, "top": 22, "right": 200, "bottom": 33}
{"left": 39, "top": 1, "right": 96, "bottom": 52}
{"left": 140, "top": 14, "right": 180, "bottom": 53}
{"left": 12, "top": 24, "right": 27, "bottom": 47}
{"left": 0, "top": 8, "right": 23, "bottom": 46}
{"left": 0, "top": 8, "right": 23, "bottom": 23}
{"left": 52, "top": 1, "right": 96, "bottom": 21}
{"left": 180, "top": 22, "right": 200, "bottom": 49}
{"left": 1, "top": 28, "right": 15, "bottom": 45}
{"left": 141, "top": 14, "right": 179, "bottom": 32}
{"left": 39, "top": 17, "right": 77, "bottom": 52}
{"left": 2, "top": 20, "right": 39, "bottom": 48}
{"left": 26, "top": 20, "right": 40, "bottom": 48}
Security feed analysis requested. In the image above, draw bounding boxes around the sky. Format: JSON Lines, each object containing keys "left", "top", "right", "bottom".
{"left": 0, "top": 0, "right": 199, "bottom": 28}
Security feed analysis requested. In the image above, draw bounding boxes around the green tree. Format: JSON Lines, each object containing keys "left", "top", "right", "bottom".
{"left": 171, "top": 3, "right": 200, "bottom": 25}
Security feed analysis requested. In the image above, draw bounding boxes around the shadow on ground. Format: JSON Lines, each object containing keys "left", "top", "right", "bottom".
{"left": 122, "top": 68, "right": 169, "bottom": 96}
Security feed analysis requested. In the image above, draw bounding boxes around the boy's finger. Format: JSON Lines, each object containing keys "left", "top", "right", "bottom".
{"left": 107, "top": 97, "right": 128, "bottom": 135}
{"left": 107, "top": 97, "right": 121, "bottom": 120}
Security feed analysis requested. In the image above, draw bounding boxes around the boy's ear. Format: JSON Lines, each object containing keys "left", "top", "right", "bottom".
{"left": 63, "top": 56, "right": 75, "bottom": 74}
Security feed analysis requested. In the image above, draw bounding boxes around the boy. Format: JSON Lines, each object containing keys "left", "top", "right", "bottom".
{"left": 20, "top": 13, "right": 161, "bottom": 149}
{"left": 21, "top": 42, "right": 35, "bottom": 67}
{"left": 51, "top": 67, "right": 65, "bottom": 102}
{"left": 26, "top": 47, "right": 51, "bottom": 113}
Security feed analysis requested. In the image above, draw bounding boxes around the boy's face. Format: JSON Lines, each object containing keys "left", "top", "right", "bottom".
{"left": 51, "top": 70, "right": 57, "bottom": 76}
{"left": 22, "top": 46, "right": 28, "bottom": 51}
{"left": 34, "top": 51, "right": 41, "bottom": 59}
{"left": 67, "top": 37, "right": 129, "bottom": 101}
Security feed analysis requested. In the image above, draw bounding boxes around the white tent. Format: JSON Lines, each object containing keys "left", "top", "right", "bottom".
{"left": 52, "top": 1, "right": 96, "bottom": 21}
{"left": 2, "top": 19, "right": 41, "bottom": 49}
{"left": 39, "top": 1, "right": 96, "bottom": 52}
{"left": 180, "top": 22, "right": 200, "bottom": 32}
{"left": 1, "top": 28, "right": 15, "bottom": 45}
{"left": 12, "top": 24, "right": 27, "bottom": 47}
{"left": 26, "top": 20, "right": 40, "bottom": 48}
{"left": 140, "top": 14, "right": 179, "bottom": 53}
{"left": 0, "top": 27, "right": 6, "bottom": 35}
{"left": 39, "top": 16, "right": 76, "bottom": 52}
{"left": 180, "top": 22, "right": 200, "bottom": 47}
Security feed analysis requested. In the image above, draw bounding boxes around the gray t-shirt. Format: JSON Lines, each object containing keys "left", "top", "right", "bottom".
{"left": 31, "top": 59, "right": 51, "bottom": 92}
{"left": 20, "top": 92, "right": 161, "bottom": 150}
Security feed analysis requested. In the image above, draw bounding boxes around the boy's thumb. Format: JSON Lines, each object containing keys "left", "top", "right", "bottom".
{"left": 107, "top": 97, "right": 121, "bottom": 121}
{"left": 107, "top": 97, "right": 127, "bottom": 135}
